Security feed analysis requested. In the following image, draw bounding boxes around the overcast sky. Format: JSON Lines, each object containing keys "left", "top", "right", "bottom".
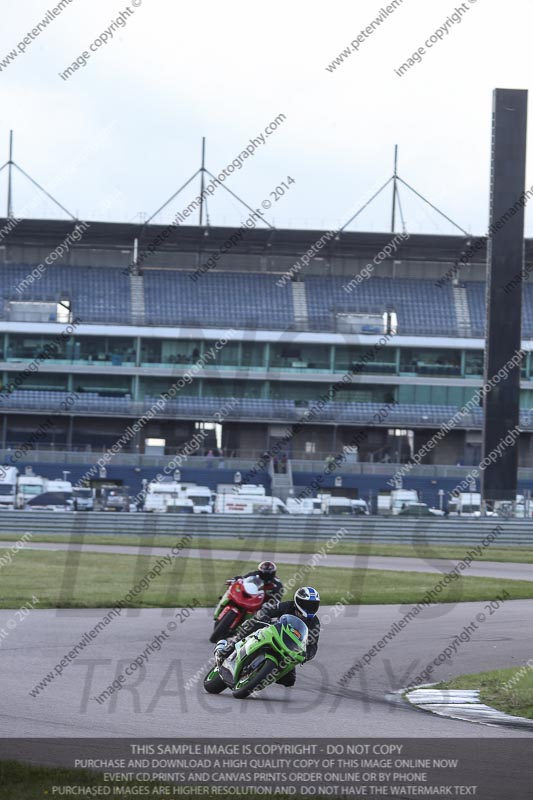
{"left": 0, "top": 0, "right": 530, "bottom": 236}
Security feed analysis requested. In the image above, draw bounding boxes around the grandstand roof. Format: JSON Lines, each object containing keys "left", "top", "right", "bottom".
{"left": 0, "top": 217, "right": 504, "bottom": 263}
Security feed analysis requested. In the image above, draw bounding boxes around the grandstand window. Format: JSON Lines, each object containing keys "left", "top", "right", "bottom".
{"left": 270, "top": 343, "right": 330, "bottom": 371}
{"left": 398, "top": 384, "right": 474, "bottom": 407}
{"left": 464, "top": 351, "right": 484, "bottom": 376}
{"left": 6, "top": 371, "right": 68, "bottom": 391}
{"left": 203, "top": 379, "right": 261, "bottom": 398}
{"left": 6, "top": 333, "right": 68, "bottom": 363}
{"left": 204, "top": 340, "right": 240, "bottom": 367}
{"left": 334, "top": 345, "right": 396, "bottom": 374}
{"left": 140, "top": 338, "right": 202, "bottom": 366}
{"left": 7, "top": 333, "right": 69, "bottom": 362}
{"left": 241, "top": 342, "right": 265, "bottom": 368}
{"left": 73, "top": 374, "right": 133, "bottom": 397}
{"left": 270, "top": 382, "right": 317, "bottom": 401}
{"left": 271, "top": 382, "right": 395, "bottom": 404}
{"left": 331, "top": 385, "right": 395, "bottom": 404}
{"left": 140, "top": 377, "right": 199, "bottom": 399}
{"left": 74, "top": 336, "right": 136, "bottom": 366}
{"left": 399, "top": 348, "right": 461, "bottom": 377}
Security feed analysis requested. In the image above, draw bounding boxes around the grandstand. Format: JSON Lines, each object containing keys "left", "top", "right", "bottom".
{"left": 1, "top": 217, "right": 533, "bottom": 508}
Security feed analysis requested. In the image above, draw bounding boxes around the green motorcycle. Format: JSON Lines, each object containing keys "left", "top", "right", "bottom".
{"left": 203, "top": 614, "right": 308, "bottom": 699}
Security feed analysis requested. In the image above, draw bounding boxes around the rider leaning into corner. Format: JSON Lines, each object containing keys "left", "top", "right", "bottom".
{"left": 233, "top": 560, "right": 284, "bottom": 606}
{"left": 215, "top": 586, "right": 321, "bottom": 687}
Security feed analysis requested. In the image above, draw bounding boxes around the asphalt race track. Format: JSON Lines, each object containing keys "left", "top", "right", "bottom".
{"left": 2, "top": 600, "right": 532, "bottom": 739}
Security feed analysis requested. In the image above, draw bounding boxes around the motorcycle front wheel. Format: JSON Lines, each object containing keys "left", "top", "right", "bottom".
{"left": 209, "top": 609, "right": 239, "bottom": 643}
{"left": 203, "top": 667, "right": 227, "bottom": 693}
{"left": 232, "top": 659, "right": 277, "bottom": 699}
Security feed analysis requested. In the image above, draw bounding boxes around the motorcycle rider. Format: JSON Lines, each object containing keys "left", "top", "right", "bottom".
{"left": 214, "top": 586, "right": 321, "bottom": 687}
{"left": 232, "top": 561, "right": 283, "bottom": 607}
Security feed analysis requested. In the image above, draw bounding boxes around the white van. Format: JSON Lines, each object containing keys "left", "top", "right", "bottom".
{"left": 0, "top": 467, "right": 18, "bottom": 509}
{"left": 286, "top": 497, "right": 323, "bottom": 515}
{"left": 215, "top": 494, "right": 289, "bottom": 514}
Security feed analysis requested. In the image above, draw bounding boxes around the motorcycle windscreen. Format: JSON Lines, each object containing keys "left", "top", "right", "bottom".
{"left": 275, "top": 615, "right": 308, "bottom": 651}
{"left": 242, "top": 576, "right": 264, "bottom": 596}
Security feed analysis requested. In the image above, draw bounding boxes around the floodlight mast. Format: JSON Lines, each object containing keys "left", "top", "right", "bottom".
{"left": 391, "top": 144, "right": 398, "bottom": 233}
{"left": 7, "top": 130, "right": 13, "bottom": 219}
{"left": 199, "top": 137, "right": 206, "bottom": 227}
{"left": 0, "top": 130, "right": 77, "bottom": 220}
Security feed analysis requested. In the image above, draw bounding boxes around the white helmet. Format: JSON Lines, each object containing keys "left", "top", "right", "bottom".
{"left": 294, "top": 587, "right": 320, "bottom": 619}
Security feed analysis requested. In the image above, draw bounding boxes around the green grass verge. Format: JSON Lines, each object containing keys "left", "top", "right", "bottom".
{"left": 1, "top": 549, "right": 533, "bottom": 608}
{"left": 0, "top": 760, "right": 303, "bottom": 800}
{"left": 0, "top": 761, "right": 168, "bottom": 800}
{"left": 1, "top": 532, "right": 533, "bottom": 563}
{"left": 435, "top": 665, "right": 533, "bottom": 720}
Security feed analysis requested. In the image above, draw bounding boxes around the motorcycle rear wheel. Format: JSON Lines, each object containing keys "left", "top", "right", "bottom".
{"left": 232, "top": 659, "right": 277, "bottom": 699}
{"left": 210, "top": 609, "right": 239, "bottom": 643}
{"left": 203, "top": 667, "right": 227, "bottom": 694}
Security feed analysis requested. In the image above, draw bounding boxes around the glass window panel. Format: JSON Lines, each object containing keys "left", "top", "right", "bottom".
{"left": 8, "top": 334, "right": 68, "bottom": 362}
{"left": 400, "top": 348, "right": 461, "bottom": 376}
{"left": 6, "top": 371, "right": 68, "bottom": 391}
{"left": 73, "top": 374, "right": 132, "bottom": 396}
{"left": 204, "top": 341, "right": 240, "bottom": 367}
{"left": 334, "top": 345, "right": 395, "bottom": 374}
{"left": 140, "top": 376, "right": 199, "bottom": 398}
{"left": 465, "top": 351, "right": 484, "bottom": 376}
{"left": 74, "top": 337, "right": 135, "bottom": 365}
{"left": 203, "top": 380, "right": 260, "bottom": 398}
{"left": 241, "top": 343, "right": 265, "bottom": 368}
{"left": 271, "top": 343, "right": 330, "bottom": 370}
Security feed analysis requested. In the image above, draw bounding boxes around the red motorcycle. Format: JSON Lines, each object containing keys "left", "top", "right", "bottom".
{"left": 210, "top": 576, "right": 265, "bottom": 643}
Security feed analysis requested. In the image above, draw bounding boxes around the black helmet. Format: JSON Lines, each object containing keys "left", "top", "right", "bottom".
{"left": 258, "top": 560, "right": 277, "bottom": 582}
{"left": 294, "top": 587, "right": 320, "bottom": 619}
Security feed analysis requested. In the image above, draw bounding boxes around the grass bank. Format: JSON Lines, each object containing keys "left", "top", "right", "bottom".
{"left": 1, "top": 549, "right": 532, "bottom": 608}
{"left": 0, "top": 532, "right": 531, "bottom": 564}
{"left": 436, "top": 666, "right": 533, "bottom": 720}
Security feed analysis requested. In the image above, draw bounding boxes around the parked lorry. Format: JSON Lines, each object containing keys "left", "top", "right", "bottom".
{"left": 447, "top": 492, "right": 481, "bottom": 517}
{"left": 0, "top": 467, "right": 18, "bottom": 509}
{"left": 45, "top": 479, "right": 73, "bottom": 509}
{"left": 215, "top": 493, "right": 289, "bottom": 514}
{"left": 72, "top": 487, "right": 95, "bottom": 511}
{"left": 16, "top": 469, "right": 45, "bottom": 509}
{"left": 184, "top": 485, "right": 214, "bottom": 514}
{"left": 377, "top": 489, "right": 419, "bottom": 516}
{"left": 286, "top": 497, "right": 323, "bottom": 515}
{"left": 101, "top": 486, "right": 130, "bottom": 512}
{"left": 144, "top": 480, "right": 183, "bottom": 512}
{"left": 144, "top": 480, "right": 213, "bottom": 513}
{"left": 166, "top": 498, "right": 194, "bottom": 514}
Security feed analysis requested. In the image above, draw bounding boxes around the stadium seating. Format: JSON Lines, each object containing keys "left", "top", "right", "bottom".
{"left": 0, "top": 264, "right": 131, "bottom": 324}
{"left": 5, "top": 262, "right": 533, "bottom": 341}
{"left": 9, "top": 263, "right": 533, "bottom": 339}
{"left": 466, "top": 282, "right": 533, "bottom": 338}
{"left": 305, "top": 276, "right": 458, "bottom": 335}
{"left": 143, "top": 270, "right": 294, "bottom": 329}
{"left": 5, "top": 389, "right": 533, "bottom": 430}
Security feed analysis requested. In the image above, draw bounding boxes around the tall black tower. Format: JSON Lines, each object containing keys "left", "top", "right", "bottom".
{"left": 482, "top": 88, "right": 528, "bottom": 502}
